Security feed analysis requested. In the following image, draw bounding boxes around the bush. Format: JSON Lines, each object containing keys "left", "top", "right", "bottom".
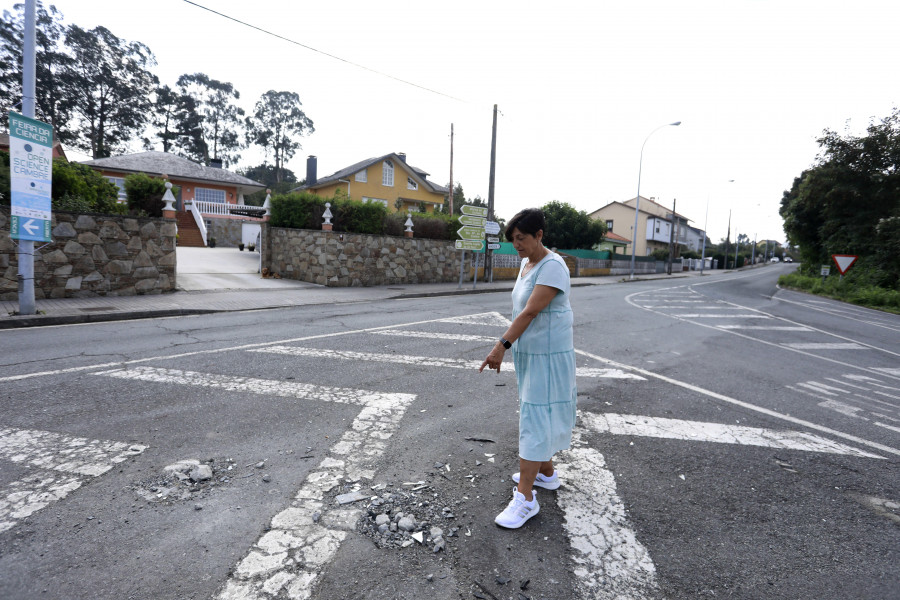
{"left": 125, "top": 173, "right": 173, "bottom": 218}
{"left": 778, "top": 271, "right": 900, "bottom": 313}
{"left": 51, "top": 158, "right": 123, "bottom": 214}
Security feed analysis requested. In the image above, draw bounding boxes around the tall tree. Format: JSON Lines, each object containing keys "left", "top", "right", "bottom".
{"left": 176, "top": 73, "right": 245, "bottom": 167}
{"left": 59, "top": 25, "right": 157, "bottom": 158}
{"left": 0, "top": 2, "right": 73, "bottom": 141}
{"left": 246, "top": 90, "right": 314, "bottom": 183}
{"left": 143, "top": 84, "right": 201, "bottom": 153}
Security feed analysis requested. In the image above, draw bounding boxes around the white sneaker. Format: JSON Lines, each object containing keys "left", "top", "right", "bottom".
{"left": 495, "top": 487, "right": 539, "bottom": 529}
{"left": 512, "top": 470, "right": 560, "bottom": 490}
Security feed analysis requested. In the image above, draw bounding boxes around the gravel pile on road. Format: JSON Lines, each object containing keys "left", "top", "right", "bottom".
{"left": 132, "top": 457, "right": 261, "bottom": 505}
{"left": 354, "top": 478, "right": 467, "bottom": 553}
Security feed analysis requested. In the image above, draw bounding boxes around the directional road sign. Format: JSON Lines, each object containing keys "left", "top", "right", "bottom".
{"left": 487, "top": 243, "right": 501, "bottom": 250}
{"left": 455, "top": 240, "right": 484, "bottom": 251}
{"left": 831, "top": 254, "right": 858, "bottom": 275}
{"left": 485, "top": 220, "right": 501, "bottom": 235}
{"left": 459, "top": 215, "right": 486, "bottom": 227}
{"left": 457, "top": 225, "right": 485, "bottom": 240}
{"left": 486, "top": 236, "right": 500, "bottom": 243}
{"left": 8, "top": 111, "right": 53, "bottom": 242}
{"left": 460, "top": 204, "right": 488, "bottom": 218}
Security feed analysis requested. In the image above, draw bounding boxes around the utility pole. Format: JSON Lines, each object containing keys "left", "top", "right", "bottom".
{"left": 667, "top": 198, "right": 677, "bottom": 275}
{"left": 751, "top": 234, "right": 757, "bottom": 266}
{"left": 16, "top": 0, "right": 37, "bottom": 315}
{"left": 723, "top": 210, "right": 731, "bottom": 270}
{"left": 485, "top": 104, "right": 498, "bottom": 282}
{"left": 448, "top": 123, "right": 454, "bottom": 215}
{"left": 734, "top": 226, "right": 740, "bottom": 268}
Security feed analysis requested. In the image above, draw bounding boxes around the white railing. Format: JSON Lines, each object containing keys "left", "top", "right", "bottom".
{"left": 184, "top": 200, "right": 208, "bottom": 246}
{"left": 194, "top": 200, "right": 231, "bottom": 216}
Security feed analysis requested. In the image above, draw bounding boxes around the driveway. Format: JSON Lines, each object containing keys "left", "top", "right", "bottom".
{"left": 175, "top": 247, "right": 317, "bottom": 291}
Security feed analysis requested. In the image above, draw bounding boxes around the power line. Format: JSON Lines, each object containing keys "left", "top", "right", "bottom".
{"left": 182, "top": 1, "right": 465, "bottom": 102}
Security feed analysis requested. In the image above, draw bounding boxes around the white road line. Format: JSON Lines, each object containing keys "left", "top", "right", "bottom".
{"left": 874, "top": 368, "right": 900, "bottom": 377}
{"left": 370, "top": 330, "right": 496, "bottom": 342}
{"left": 0, "top": 312, "right": 513, "bottom": 384}
{"left": 0, "top": 428, "right": 146, "bottom": 532}
{"left": 575, "top": 348, "right": 900, "bottom": 457}
{"left": 716, "top": 325, "right": 812, "bottom": 331}
{"left": 95, "top": 366, "right": 418, "bottom": 599}
{"left": 556, "top": 419, "right": 658, "bottom": 600}
{"left": 627, "top": 287, "right": 900, "bottom": 378}
{"left": 580, "top": 413, "right": 881, "bottom": 458}
{"left": 771, "top": 292, "right": 900, "bottom": 334}
{"left": 95, "top": 366, "right": 407, "bottom": 408}
{"left": 668, "top": 314, "right": 771, "bottom": 319}
{"left": 782, "top": 343, "right": 868, "bottom": 350}
{"left": 438, "top": 312, "right": 512, "bottom": 327}
{"left": 874, "top": 422, "right": 900, "bottom": 435}
{"left": 250, "top": 346, "right": 646, "bottom": 380}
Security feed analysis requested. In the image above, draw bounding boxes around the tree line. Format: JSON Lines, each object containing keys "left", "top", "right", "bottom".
{"left": 780, "top": 108, "right": 900, "bottom": 289}
{"left": 0, "top": 2, "right": 312, "bottom": 182}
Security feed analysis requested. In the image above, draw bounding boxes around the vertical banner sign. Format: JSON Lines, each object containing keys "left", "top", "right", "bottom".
{"left": 9, "top": 111, "right": 53, "bottom": 242}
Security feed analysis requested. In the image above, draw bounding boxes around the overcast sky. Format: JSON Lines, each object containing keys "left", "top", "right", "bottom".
{"left": 33, "top": 0, "right": 900, "bottom": 244}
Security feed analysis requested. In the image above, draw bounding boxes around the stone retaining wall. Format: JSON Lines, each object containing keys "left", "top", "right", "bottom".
{"left": 0, "top": 207, "right": 176, "bottom": 300}
{"left": 263, "top": 226, "right": 463, "bottom": 287}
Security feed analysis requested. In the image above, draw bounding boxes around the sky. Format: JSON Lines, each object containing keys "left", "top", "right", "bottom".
{"left": 23, "top": 0, "right": 900, "bottom": 245}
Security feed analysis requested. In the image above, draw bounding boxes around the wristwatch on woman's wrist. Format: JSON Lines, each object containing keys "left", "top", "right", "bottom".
{"left": 499, "top": 337, "right": 512, "bottom": 350}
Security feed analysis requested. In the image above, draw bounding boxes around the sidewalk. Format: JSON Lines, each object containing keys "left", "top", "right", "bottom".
{"left": 1, "top": 250, "right": 726, "bottom": 329}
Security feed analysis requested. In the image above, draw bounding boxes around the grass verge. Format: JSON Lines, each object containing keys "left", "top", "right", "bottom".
{"left": 778, "top": 273, "right": 900, "bottom": 314}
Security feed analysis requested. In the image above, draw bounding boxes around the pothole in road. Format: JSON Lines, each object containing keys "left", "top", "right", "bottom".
{"left": 131, "top": 457, "right": 265, "bottom": 504}
{"left": 853, "top": 494, "right": 900, "bottom": 525}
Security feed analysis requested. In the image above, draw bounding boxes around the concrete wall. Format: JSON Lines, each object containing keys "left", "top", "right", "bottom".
{"left": 0, "top": 207, "right": 176, "bottom": 299}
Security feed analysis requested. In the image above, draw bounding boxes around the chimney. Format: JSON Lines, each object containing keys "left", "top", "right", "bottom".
{"left": 397, "top": 152, "right": 407, "bottom": 163}
{"left": 307, "top": 155, "right": 317, "bottom": 186}
{"left": 209, "top": 158, "right": 223, "bottom": 169}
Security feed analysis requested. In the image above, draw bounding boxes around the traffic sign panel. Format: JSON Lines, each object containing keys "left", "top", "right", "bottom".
{"left": 457, "top": 225, "right": 485, "bottom": 240}
{"left": 459, "top": 215, "right": 486, "bottom": 227}
{"left": 486, "top": 236, "right": 500, "bottom": 243}
{"left": 831, "top": 254, "right": 858, "bottom": 275}
{"left": 460, "top": 204, "right": 488, "bottom": 218}
{"left": 487, "top": 243, "right": 501, "bottom": 250}
{"left": 485, "top": 220, "right": 501, "bottom": 235}
{"left": 455, "top": 240, "right": 484, "bottom": 251}
{"left": 9, "top": 111, "right": 53, "bottom": 242}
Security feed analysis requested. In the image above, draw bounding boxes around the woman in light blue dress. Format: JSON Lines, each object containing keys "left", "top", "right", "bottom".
{"left": 480, "top": 208, "right": 577, "bottom": 529}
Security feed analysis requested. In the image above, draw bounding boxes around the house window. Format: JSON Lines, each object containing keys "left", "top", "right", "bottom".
{"left": 355, "top": 169, "right": 367, "bottom": 182}
{"left": 196, "top": 187, "right": 226, "bottom": 203}
{"left": 407, "top": 177, "right": 418, "bottom": 191}
{"left": 382, "top": 160, "right": 394, "bottom": 186}
{"left": 606, "top": 220, "right": 613, "bottom": 231}
{"left": 362, "top": 197, "right": 388, "bottom": 207}
{"left": 105, "top": 176, "right": 127, "bottom": 203}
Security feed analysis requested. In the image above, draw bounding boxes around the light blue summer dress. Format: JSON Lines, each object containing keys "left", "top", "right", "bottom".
{"left": 510, "top": 251, "right": 577, "bottom": 462}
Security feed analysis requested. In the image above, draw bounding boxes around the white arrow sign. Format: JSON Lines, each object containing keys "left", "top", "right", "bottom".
{"left": 22, "top": 219, "right": 39, "bottom": 235}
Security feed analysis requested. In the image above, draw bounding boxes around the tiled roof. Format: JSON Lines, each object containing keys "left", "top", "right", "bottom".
{"left": 303, "top": 153, "right": 448, "bottom": 195}
{"left": 80, "top": 151, "right": 265, "bottom": 191}
{"left": 604, "top": 231, "right": 631, "bottom": 243}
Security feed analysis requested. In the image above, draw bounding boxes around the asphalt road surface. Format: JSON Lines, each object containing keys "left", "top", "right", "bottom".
{"left": 1, "top": 264, "right": 897, "bottom": 600}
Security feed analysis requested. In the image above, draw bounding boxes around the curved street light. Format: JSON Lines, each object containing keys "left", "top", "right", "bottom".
{"left": 629, "top": 121, "right": 682, "bottom": 280}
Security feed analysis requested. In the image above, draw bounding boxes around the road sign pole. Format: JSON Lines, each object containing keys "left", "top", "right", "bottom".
{"left": 458, "top": 251, "right": 465, "bottom": 290}
{"left": 485, "top": 104, "right": 498, "bottom": 282}
{"left": 472, "top": 252, "right": 479, "bottom": 290}
{"left": 17, "top": 0, "right": 37, "bottom": 315}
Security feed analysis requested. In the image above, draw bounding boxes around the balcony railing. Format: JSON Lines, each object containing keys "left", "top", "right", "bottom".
{"left": 193, "top": 200, "right": 266, "bottom": 219}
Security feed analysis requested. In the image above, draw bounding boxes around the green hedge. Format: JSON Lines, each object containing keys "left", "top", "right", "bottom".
{"left": 778, "top": 272, "right": 900, "bottom": 313}
{"left": 125, "top": 173, "right": 179, "bottom": 218}
{"left": 270, "top": 191, "right": 461, "bottom": 240}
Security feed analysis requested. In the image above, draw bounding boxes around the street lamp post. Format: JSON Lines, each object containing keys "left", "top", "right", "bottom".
{"left": 700, "top": 179, "right": 734, "bottom": 275}
{"left": 629, "top": 121, "right": 681, "bottom": 280}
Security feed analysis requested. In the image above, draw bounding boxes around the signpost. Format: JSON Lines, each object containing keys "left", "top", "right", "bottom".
{"left": 9, "top": 112, "right": 53, "bottom": 243}
{"left": 457, "top": 204, "right": 487, "bottom": 289}
{"left": 487, "top": 243, "right": 501, "bottom": 250}
{"left": 831, "top": 254, "right": 858, "bottom": 279}
{"left": 455, "top": 240, "right": 484, "bottom": 251}
{"left": 820, "top": 265, "right": 830, "bottom": 283}
{"left": 485, "top": 220, "right": 500, "bottom": 235}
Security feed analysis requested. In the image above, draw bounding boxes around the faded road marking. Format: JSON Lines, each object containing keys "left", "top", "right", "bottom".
{"left": 370, "top": 329, "right": 496, "bottom": 342}
{"left": 0, "top": 428, "right": 146, "bottom": 532}
{"left": 556, "top": 417, "right": 658, "bottom": 600}
{"left": 782, "top": 342, "right": 868, "bottom": 350}
{"left": 251, "top": 346, "right": 646, "bottom": 380}
{"left": 580, "top": 413, "right": 883, "bottom": 459}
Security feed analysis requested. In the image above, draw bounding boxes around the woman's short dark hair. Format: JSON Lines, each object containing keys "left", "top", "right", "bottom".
{"left": 505, "top": 208, "right": 545, "bottom": 241}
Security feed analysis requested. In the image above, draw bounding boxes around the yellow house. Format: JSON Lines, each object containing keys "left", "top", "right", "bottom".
{"left": 298, "top": 153, "right": 447, "bottom": 214}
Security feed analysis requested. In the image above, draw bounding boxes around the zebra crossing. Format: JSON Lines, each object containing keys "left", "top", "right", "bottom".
{"left": 1, "top": 309, "right": 890, "bottom": 600}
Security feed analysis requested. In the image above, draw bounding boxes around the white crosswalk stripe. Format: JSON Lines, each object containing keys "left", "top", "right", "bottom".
{"left": 250, "top": 346, "right": 646, "bottom": 380}
{"left": 0, "top": 428, "right": 146, "bottom": 532}
{"left": 782, "top": 342, "right": 868, "bottom": 350}
{"left": 370, "top": 329, "right": 496, "bottom": 342}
